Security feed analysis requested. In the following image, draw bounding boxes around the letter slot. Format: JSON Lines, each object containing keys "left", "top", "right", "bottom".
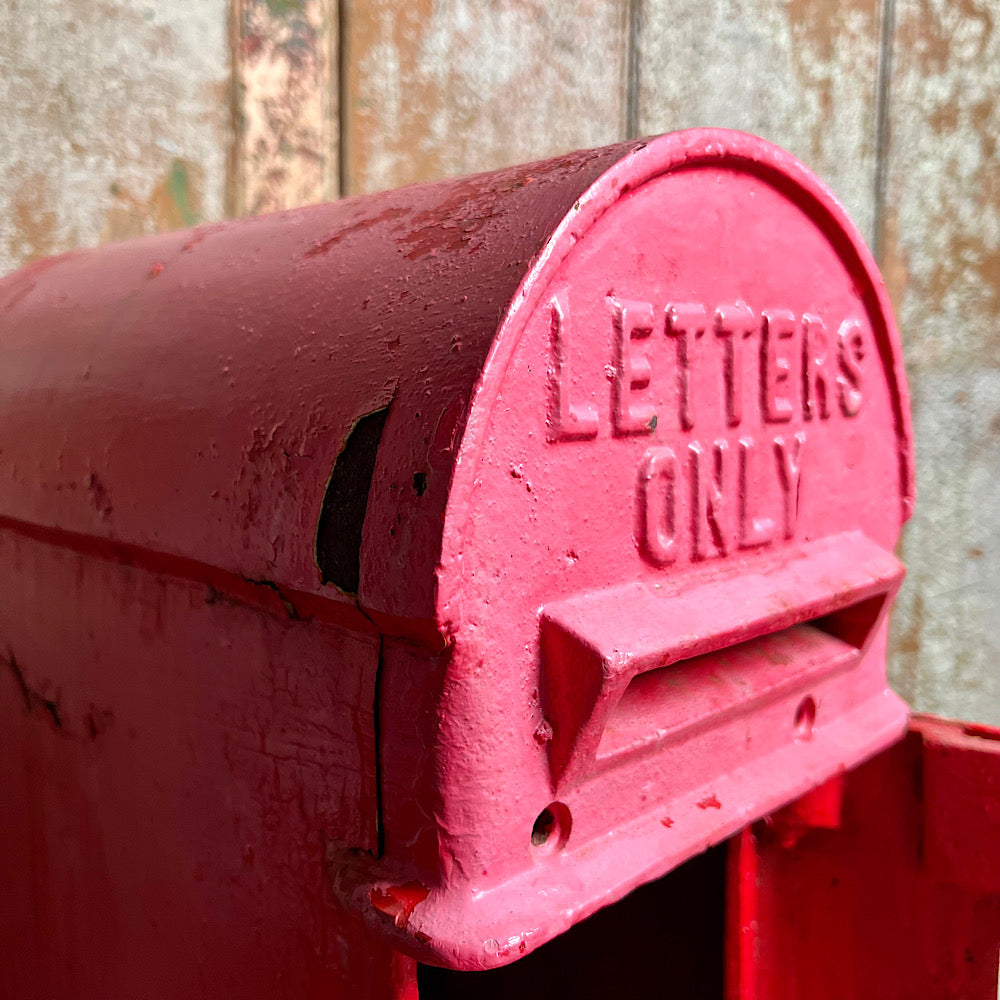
{"left": 541, "top": 532, "right": 902, "bottom": 787}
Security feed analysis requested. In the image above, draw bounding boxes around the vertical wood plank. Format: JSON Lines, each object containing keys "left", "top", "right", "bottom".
{"left": 0, "top": 1, "right": 230, "bottom": 276}
{"left": 230, "top": 0, "right": 339, "bottom": 214}
{"left": 635, "top": 0, "right": 883, "bottom": 243}
{"left": 341, "top": 0, "right": 630, "bottom": 195}
{"left": 881, "top": 0, "right": 1000, "bottom": 724}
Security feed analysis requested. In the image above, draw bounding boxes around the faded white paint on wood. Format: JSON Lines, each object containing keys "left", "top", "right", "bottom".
{"left": 884, "top": 0, "right": 1000, "bottom": 724}
{"left": 341, "top": 0, "right": 630, "bottom": 195}
{"left": 0, "top": 0, "right": 230, "bottom": 276}
{"left": 635, "top": 0, "right": 882, "bottom": 244}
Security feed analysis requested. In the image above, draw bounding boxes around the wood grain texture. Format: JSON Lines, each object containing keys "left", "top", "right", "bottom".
{"left": 2, "top": 0, "right": 999, "bottom": 729}
{"left": 231, "top": 0, "right": 338, "bottom": 214}
{"left": 0, "top": 0, "right": 230, "bottom": 277}
{"left": 635, "top": 0, "right": 883, "bottom": 242}
{"left": 882, "top": 0, "right": 1000, "bottom": 724}
{"left": 341, "top": 0, "right": 630, "bottom": 195}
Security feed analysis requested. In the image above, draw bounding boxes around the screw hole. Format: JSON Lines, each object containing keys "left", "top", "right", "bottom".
{"left": 531, "top": 809, "right": 554, "bottom": 847}
{"left": 531, "top": 802, "right": 571, "bottom": 853}
{"left": 795, "top": 695, "right": 816, "bottom": 739}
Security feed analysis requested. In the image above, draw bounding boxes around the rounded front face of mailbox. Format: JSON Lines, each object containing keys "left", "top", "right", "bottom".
{"left": 362, "top": 132, "right": 912, "bottom": 967}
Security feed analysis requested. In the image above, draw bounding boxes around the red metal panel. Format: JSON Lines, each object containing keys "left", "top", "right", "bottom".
{"left": 0, "top": 529, "right": 394, "bottom": 998}
{"left": 730, "top": 716, "right": 1000, "bottom": 1000}
{"left": 0, "top": 143, "right": 635, "bottom": 627}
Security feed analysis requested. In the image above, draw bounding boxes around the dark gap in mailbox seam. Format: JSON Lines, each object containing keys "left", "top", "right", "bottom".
{"left": 316, "top": 405, "right": 391, "bottom": 594}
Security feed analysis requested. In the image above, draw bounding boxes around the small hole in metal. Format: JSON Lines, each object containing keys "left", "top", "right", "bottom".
{"left": 795, "top": 695, "right": 816, "bottom": 739}
{"left": 531, "top": 802, "right": 570, "bottom": 852}
{"left": 531, "top": 809, "right": 555, "bottom": 847}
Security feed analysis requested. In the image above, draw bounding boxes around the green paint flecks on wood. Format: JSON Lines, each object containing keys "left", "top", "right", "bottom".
{"left": 166, "top": 159, "right": 201, "bottom": 227}
{"left": 265, "top": 0, "right": 306, "bottom": 17}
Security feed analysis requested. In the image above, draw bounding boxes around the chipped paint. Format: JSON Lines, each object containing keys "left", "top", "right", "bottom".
{"left": 231, "top": 0, "right": 337, "bottom": 213}
{"left": 104, "top": 159, "right": 205, "bottom": 242}
{"left": 164, "top": 159, "right": 202, "bottom": 227}
{"left": 369, "top": 881, "right": 429, "bottom": 929}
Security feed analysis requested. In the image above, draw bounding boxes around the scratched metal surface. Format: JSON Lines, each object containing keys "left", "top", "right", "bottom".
{"left": 0, "top": 0, "right": 230, "bottom": 275}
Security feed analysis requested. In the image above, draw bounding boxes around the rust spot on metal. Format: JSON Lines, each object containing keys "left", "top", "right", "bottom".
{"left": 4, "top": 650, "right": 62, "bottom": 731}
{"left": 243, "top": 578, "right": 300, "bottom": 619}
{"left": 4, "top": 648, "right": 115, "bottom": 742}
{"left": 85, "top": 706, "right": 115, "bottom": 741}
{"left": 87, "top": 473, "right": 114, "bottom": 520}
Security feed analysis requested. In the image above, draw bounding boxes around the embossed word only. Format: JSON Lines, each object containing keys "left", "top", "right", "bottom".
{"left": 547, "top": 295, "right": 867, "bottom": 565}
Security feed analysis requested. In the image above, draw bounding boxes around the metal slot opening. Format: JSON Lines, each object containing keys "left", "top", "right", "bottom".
{"left": 597, "top": 595, "right": 885, "bottom": 765}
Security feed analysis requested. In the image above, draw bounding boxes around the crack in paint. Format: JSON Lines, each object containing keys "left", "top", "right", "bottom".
{"left": 5, "top": 649, "right": 62, "bottom": 730}
{"left": 244, "top": 577, "right": 301, "bottom": 619}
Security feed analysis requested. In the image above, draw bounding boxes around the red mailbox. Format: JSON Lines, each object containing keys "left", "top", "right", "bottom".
{"left": 0, "top": 130, "right": 913, "bottom": 996}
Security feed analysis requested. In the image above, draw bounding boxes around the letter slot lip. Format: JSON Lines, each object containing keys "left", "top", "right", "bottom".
{"left": 539, "top": 530, "right": 903, "bottom": 789}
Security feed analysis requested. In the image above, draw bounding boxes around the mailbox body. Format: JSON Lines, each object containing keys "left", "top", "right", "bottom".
{"left": 0, "top": 131, "right": 913, "bottom": 995}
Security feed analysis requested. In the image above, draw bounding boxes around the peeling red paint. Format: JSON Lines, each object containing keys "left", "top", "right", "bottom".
{"left": 369, "top": 881, "right": 429, "bottom": 930}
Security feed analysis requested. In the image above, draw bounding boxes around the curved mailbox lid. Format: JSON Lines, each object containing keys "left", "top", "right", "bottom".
{"left": 0, "top": 140, "right": 637, "bottom": 634}
{"left": 350, "top": 131, "right": 914, "bottom": 968}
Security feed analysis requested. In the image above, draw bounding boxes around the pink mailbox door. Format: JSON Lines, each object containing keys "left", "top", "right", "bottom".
{"left": 0, "top": 130, "right": 912, "bottom": 997}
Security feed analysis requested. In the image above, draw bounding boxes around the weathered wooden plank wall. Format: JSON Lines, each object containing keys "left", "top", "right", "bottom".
{"left": 0, "top": 1, "right": 230, "bottom": 275}
{"left": 339, "top": 0, "right": 630, "bottom": 194}
{"left": 1, "top": 0, "right": 998, "bottom": 723}
{"left": 636, "top": 0, "right": 884, "bottom": 248}
{"left": 882, "top": 0, "right": 1000, "bottom": 723}
{"left": 231, "top": 0, "right": 338, "bottom": 213}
